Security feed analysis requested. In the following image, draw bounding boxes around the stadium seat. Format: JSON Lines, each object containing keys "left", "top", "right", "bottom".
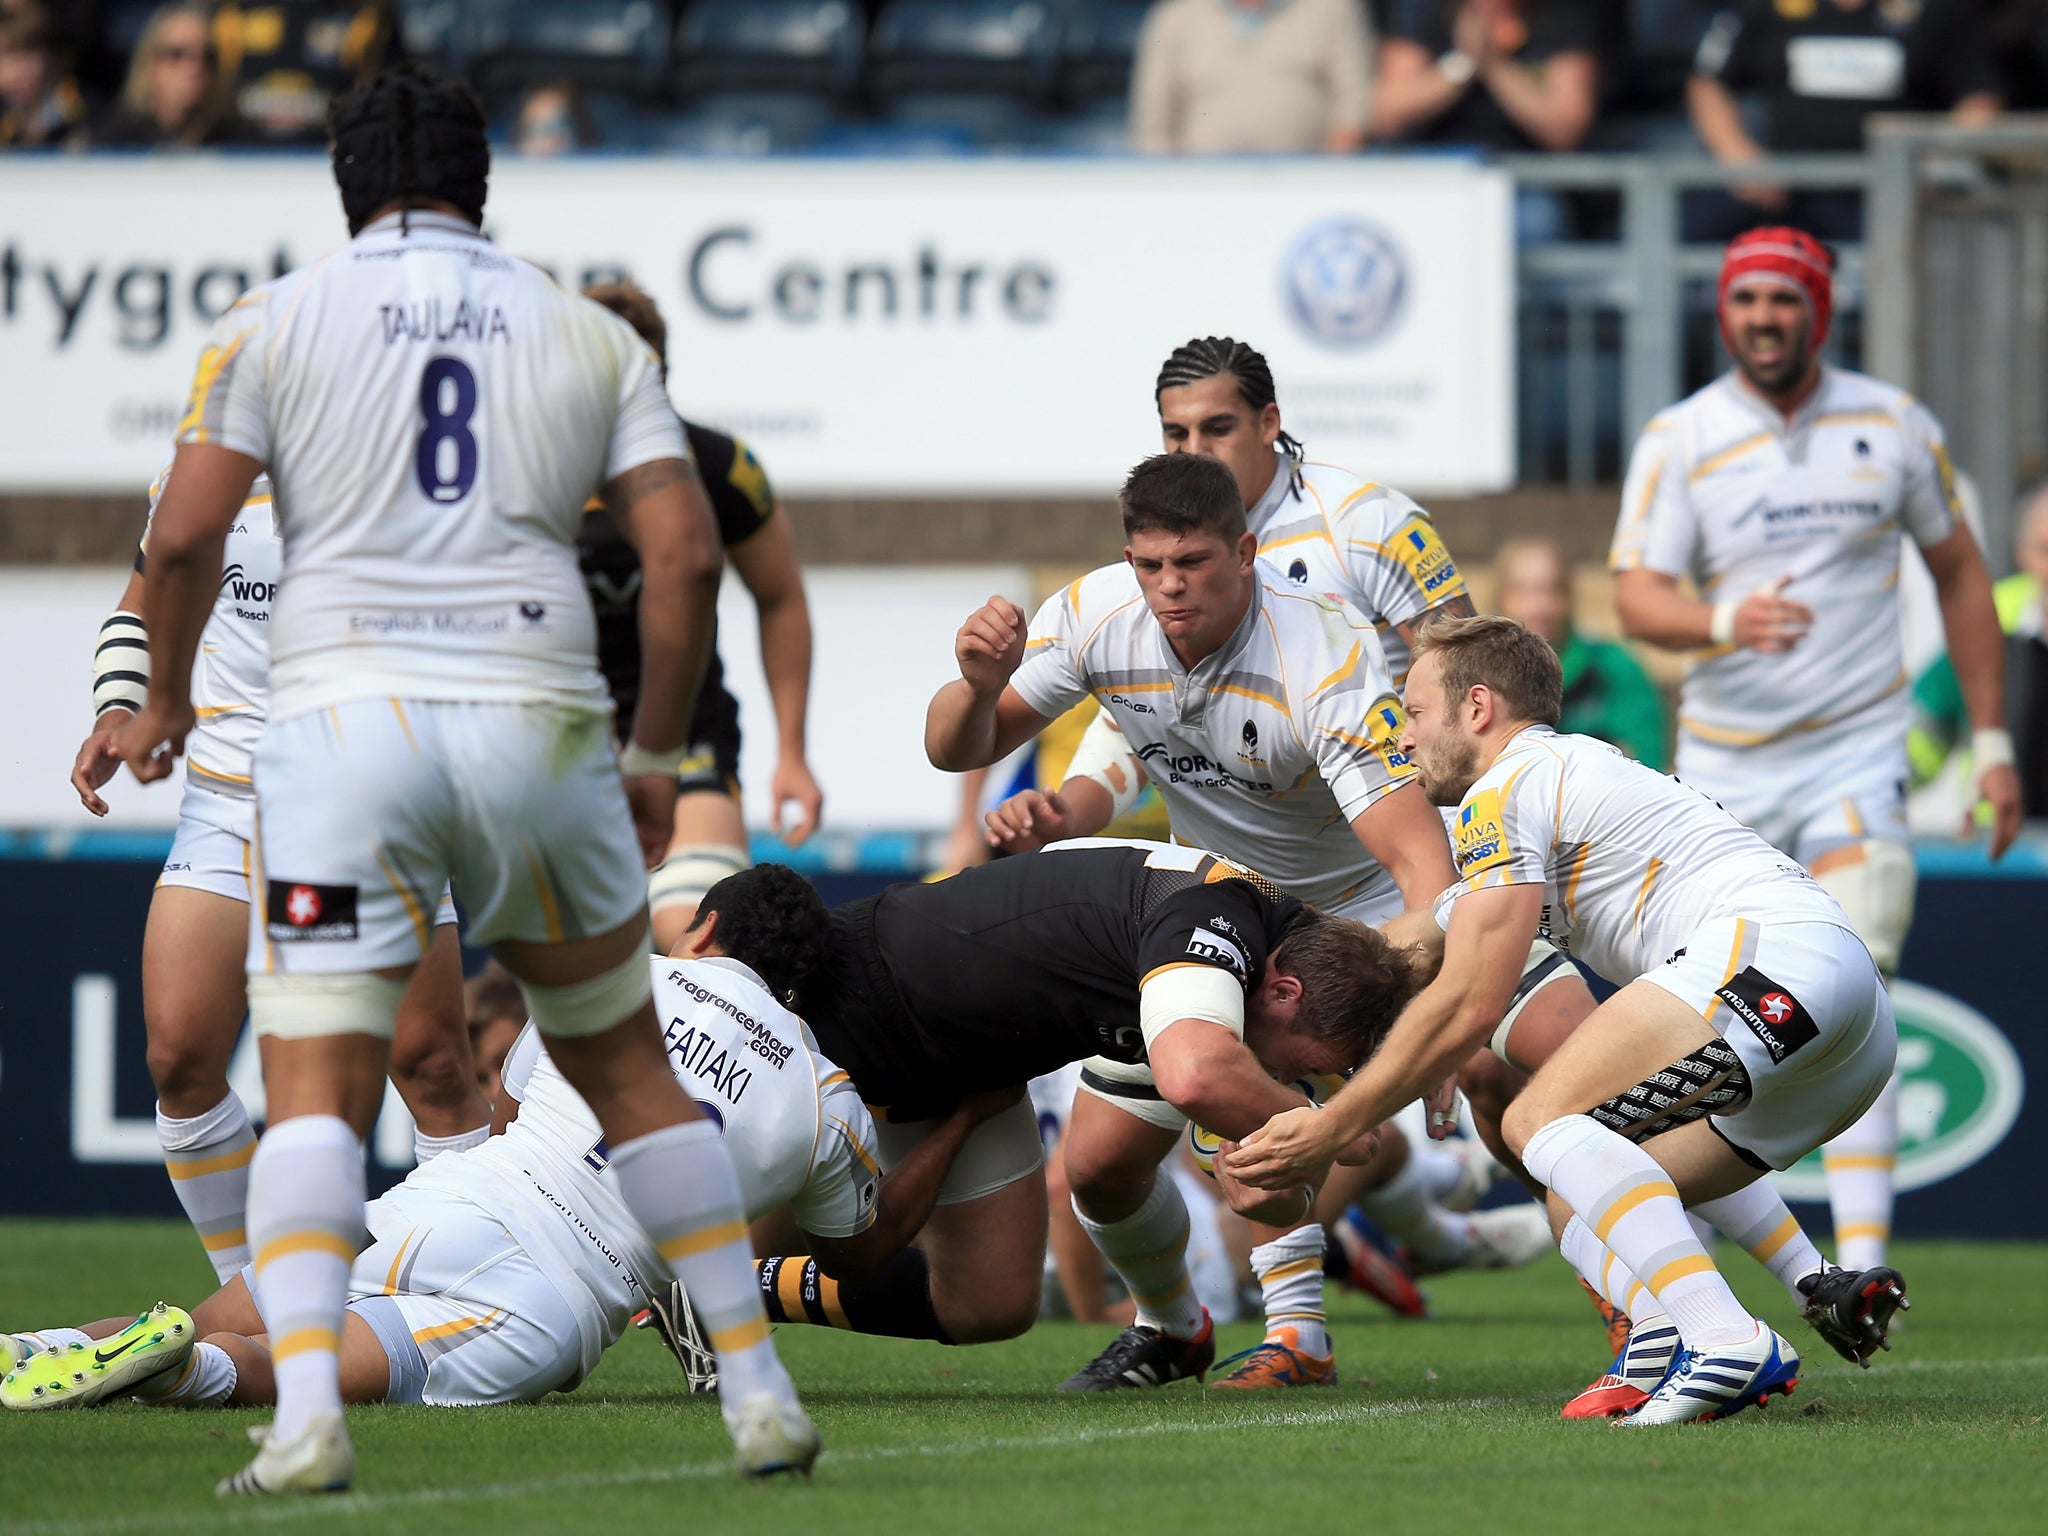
{"left": 1059, "top": 0, "right": 1146, "bottom": 111}
{"left": 102, "top": 0, "right": 159, "bottom": 62}
{"left": 468, "top": 0, "right": 673, "bottom": 116}
{"left": 397, "top": 0, "right": 471, "bottom": 75}
{"left": 674, "top": 1, "right": 864, "bottom": 99}
{"left": 663, "top": 93, "right": 837, "bottom": 153}
{"left": 1621, "top": 0, "right": 1720, "bottom": 111}
{"left": 868, "top": 0, "right": 1063, "bottom": 147}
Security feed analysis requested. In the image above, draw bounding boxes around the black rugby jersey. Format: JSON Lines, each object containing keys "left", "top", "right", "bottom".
{"left": 809, "top": 843, "right": 1304, "bottom": 1119}
{"left": 579, "top": 421, "right": 776, "bottom": 741}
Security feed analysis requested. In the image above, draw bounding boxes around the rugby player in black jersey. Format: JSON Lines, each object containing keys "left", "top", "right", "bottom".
{"left": 579, "top": 281, "right": 822, "bottom": 952}
{"left": 649, "top": 841, "right": 1420, "bottom": 1393}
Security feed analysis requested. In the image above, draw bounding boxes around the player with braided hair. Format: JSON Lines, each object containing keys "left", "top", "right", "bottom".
{"left": 117, "top": 62, "right": 814, "bottom": 1490}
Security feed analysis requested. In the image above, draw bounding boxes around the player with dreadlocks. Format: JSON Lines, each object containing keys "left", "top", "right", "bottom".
{"left": 108, "top": 62, "right": 815, "bottom": 1491}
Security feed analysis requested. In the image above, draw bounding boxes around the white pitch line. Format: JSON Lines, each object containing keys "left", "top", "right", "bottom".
{"left": 7, "top": 1393, "right": 1525, "bottom": 1536}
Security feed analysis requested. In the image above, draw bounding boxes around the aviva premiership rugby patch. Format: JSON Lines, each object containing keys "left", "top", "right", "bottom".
{"left": 1365, "top": 701, "right": 1412, "bottom": 776}
{"left": 1716, "top": 966, "right": 1818, "bottom": 1063}
{"left": 266, "top": 881, "right": 360, "bottom": 943}
{"left": 1393, "top": 517, "right": 1463, "bottom": 600}
{"left": 1455, "top": 790, "right": 1510, "bottom": 878}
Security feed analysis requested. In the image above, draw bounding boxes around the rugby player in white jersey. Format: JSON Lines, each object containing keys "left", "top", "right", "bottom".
{"left": 112, "top": 65, "right": 813, "bottom": 1489}
{"left": 1, "top": 868, "right": 1008, "bottom": 1416}
{"left": 1230, "top": 616, "right": 1907, "bottom": 1425}
{"left": 927, "top": 451, "right": 1473, "bottom": 1390}
{"left": 64, "top": 463, "right": 487, "bottom": 1295}
{"left": 1611, "top": 227, "right": 2022, "bottom": 1277}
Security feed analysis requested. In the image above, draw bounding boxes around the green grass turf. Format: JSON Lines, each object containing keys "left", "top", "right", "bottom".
{"left": 1, "top": 1221, "right": 2043, "bottom": 1535}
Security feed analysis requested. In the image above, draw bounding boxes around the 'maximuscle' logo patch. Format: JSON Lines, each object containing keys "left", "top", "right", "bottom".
{"left": 266, "top": 881, "right": 360, "bottom": 943}
{"left": 1716, "top": 965, "right": 1817, "bottom": 1062}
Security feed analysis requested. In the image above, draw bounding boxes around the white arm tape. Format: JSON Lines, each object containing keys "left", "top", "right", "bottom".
{"left": 1973, "top": 728, "right": 2016, "bottom": 773}
{"left": 1067, "top": 709, "right": 1144, "bottom": 820}
{"left": 1139, "top": 965, "right": 1247, "bottom": 1050}
{"left": 1709, "top": 599, "right": 1739, "bottom": 647}
{"left": 93, "top": 610, "right": 150, "bottom": 719}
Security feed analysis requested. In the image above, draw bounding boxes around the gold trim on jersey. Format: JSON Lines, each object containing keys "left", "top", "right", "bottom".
{"left": 1631, "top": 857, "right": 1664, "bottom": 934}
{"left": 1311, "top": 643, "right": 1363, "bottom": 698}
{"left": 1687, "top": 432, "right": 1773, "bottom": 483}
{"left": 377, "top": 847, "right": 431, "bottom": 954}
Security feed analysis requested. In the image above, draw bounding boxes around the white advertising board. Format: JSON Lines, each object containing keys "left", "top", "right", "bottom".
{"left": 0, "top": 156, "right": 1513, "bottom": 496}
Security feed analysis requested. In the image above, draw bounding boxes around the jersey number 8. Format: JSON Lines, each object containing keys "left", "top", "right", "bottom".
{"left": 415, "top": 356, "right": 478, "bottom": 504}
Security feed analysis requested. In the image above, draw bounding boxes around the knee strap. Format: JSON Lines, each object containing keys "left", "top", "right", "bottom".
{"left": 648, "top": 845, "right": 749, "bottom": 915}
{"left": 1589, "top": 1038, "right": 1753, "bottom": 1142}
{"left": 1489, "top": 940, "right": 1582, "bottom": 1063}
{"left": 524, "top": 943, "right": 654, "bottom": 1039}
{"left": 248, "top": 972, "right": 409, "bottom": 1041}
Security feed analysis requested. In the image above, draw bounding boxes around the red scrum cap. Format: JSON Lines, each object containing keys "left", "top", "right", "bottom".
{"left": 1718, "top": 227, "right": 1834, "bottom": 353}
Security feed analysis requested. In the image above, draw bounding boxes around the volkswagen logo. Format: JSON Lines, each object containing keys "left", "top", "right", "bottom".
{"left": 1279, "top": 219, "right": 1406, "bottom": 350}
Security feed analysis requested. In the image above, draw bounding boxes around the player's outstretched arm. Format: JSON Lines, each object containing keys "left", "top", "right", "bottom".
{"left": 1226, "top": 884, "right": 1541, "bottom": 1190}
{"left": 727, "top": 509, "right": 822, "bottom": 844}
{"left": 984, "top": 781, "right": 1111, "bottom": 853}
{"left": 804, "top": 1087, "right": 1025, "bottom": 1284}
{"left": 1349, "top": 781, "right": 1459, "bottom": 912}
{"left": 925, "top": 597, "right": 1050, "bottom": 770}
{"left": 116, "top": 445, "right": 258, "bottom": 783}
{"left": 1921, "top": 524, "right": 2024, "bottom": 859}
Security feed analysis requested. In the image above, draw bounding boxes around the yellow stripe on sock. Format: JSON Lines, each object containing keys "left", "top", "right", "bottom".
{"left": 817, "top": 1277, "right": 851, "bottom": 1331}
{"left": 270, "top": 1327, "right": 342, "bottom": 1362}
{"left": 1132, "top": 1273, "right": 1194, "bottom": 1308}
{"left": 1823, "top": 1154, "right": 1896, "bottom": 1172}
{"left": 709, "top": 1316, "right": 771, "bottom": 1354}
{"left": 200, "top": 1227, "right": 248, "bottom": 1253}
{"left": 1747, "top": 1216, "right": 1801, "bottom": 1264}
{"left": 254, "top": 1231, "right": 357, "bottom": 1269}
{"left": 1593, "top": 1181, "right": 1678, "bottom": 1245}
{"left": 657, "top": 1219, "right": 748, "bottom": 1263}
{"left": 1646, "top": 1252, "right": 1717, "bottom": 1293}
{"left": 1835, "top": 1222, "right": 1891, "bottom": 1242}
{"left": 1624, "top": 1280, "right": 1648, "bottom": 1314}
{"left": 776, "top": 1263, "right": 808, "bottom": 1319}
{"left": 1259, "top": 1257, "right": 1324, "bottom": 1285}
{"left": 165, "top": 1142, "right": 256, "bottom": 1180}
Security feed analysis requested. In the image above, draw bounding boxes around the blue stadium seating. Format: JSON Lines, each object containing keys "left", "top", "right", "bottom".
{"left": 868, "top": 1, "right": 1063, "bottom": 147}
{"left": 1059, "top": 0, "right": 1145, "bottom": 109}
{"left": 467, "top": 0, "right": 673, "bottom": 114}
{"left": 398, "top": 0, "right": 472, "bottom": 74}
{"left": 665, "top": 0, "right": 862, "bottom": 151}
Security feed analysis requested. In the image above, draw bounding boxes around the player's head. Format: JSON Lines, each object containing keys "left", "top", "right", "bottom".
{"left": 328, "top": 62, "right": 490, "bottom": 236}
{"left": 1120, "top": 452, "right": 1258, "bottom": 660}
{"left": 1492, "top": 538, "right": 1572, "bottom": 648}
{"left": 1155, "top": 336, "right": 1302, "bottom": 507}
{"left": 463, "top": 961, "right": 528, "bottom": 1105}
{"left": 1246, "top": 910, "right": 1418, "bottom": 1075}
{"left": 584, "top": 278, "right": 667, "bottom": 380}
{"left": 682, "top": 863, "right": 831, "bottom": 1012}
{"left": 1718, "top": 227, "right": 1832, "bottom": 397}
{"left": 2017, "top": 479, "right": 2048, "bottom": 587}
{"left": 1403, "top": 614, "right": 1563, "bottom": 805}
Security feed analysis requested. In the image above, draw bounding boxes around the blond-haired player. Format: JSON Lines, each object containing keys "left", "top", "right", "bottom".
{"left": 116, "top": 64, "right": 812, "bottom": 1491}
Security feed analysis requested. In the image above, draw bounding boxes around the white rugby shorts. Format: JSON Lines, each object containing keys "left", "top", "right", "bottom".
{"left": 1637, "top": 916, "right": 1896, "bottom": 1171}
{"left": 874, "top": 1095, "right": 1043, "bottom": 1206}
{"left": 1676, "top": 724, "right": 1911, "bottom": 864}
{"left": 246, "top": 699, "right": 642, "bottom": 973}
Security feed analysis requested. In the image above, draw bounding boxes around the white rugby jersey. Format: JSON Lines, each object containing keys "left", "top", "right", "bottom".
{"left": 1011, "top": 560, "right": 1415, "bottom": 912}
{"left": 1446, "top": 727, "right": 1847, "bottom": 986}
{"left": 173, "top": 211, "right": 685, "bottom": 720}
{"left": 141, "top": 459, "right": 278, "bottom": 798}
{"left": 406, "top": 956, "right": 879, "bottom": 1365}
{"left": 1610, "top": 367, "right": 1958, "bottom": 753}
{"left": 1247, "top": 455, "right": 1470, "bottom": 685}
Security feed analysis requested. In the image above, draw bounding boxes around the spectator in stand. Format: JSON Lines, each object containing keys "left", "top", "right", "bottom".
{"left": 0, "top": 0, "right": 113, "bottom": 99}
{"left": 210, "top": 0, "right": 396, "bottom": 143}
{"left": 1688, "top": 0, "right": 2001, "bottom": 241}
{"left": 1493, "top": 537, "right": 1668, "bottom": 770}
{"left": 93, "top": 3, "right": 249, "bottom": 147}
{"left": 1368, "top": 0, "right": 1599, "bottom": 153}
{"left": 1981, "top": 0, "right": 2048, "bottom": 110}
{"left": 1910, "top": 482, "right": 2048, "bottom": 820}
{"left": 1129, "top": 0, "right": 1375, "bottom": 154}
{"left": 0, "top": 5, "right": 88, "bottom": 147}
{"left": 513, "top": 80, "right": 600, "bottom": 156}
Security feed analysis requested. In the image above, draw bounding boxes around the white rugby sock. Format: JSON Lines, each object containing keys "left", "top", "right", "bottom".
{"left": 1558, "top": 1215, "right": 1671, "bottom": 1328}
{"left": 413, "top": 1123, "right": 490, "bottom": 1163}
{"left": 158, "top": 1093, "right": 257, "bottom": 1284}
{"left": 1359, "top": 1150, "right": 1472, "bottom": 1269}
{"left": 611, "top": 1120, "right": 793, "bottom": 1416}
{"left": 1410, "top": 1141, "right": 1470, "bottom": 1206}
{"left": 247, "top": 1114, "right": 364, "bottom": 1441}
{"left": 1250, "top": 1226, "right": 1329, "bottom": 1357}
{"left": 1824, "top": 1073, "right": 1898, "bottom": 1271}
{"left": 1523, "top": 1114, "right": 1756, "bottom": 1350}
{"left": 132, "top": 1341, "right": 237, "bottom": 1408}
{"left": 1692, "top": 1182, "right": 1827, "bottom": 1301}
{"left": 12, "top": 1327, "right": 92, "bottom": 1353}
{"left": 1074, "top": 1176, "right": 1205, "bottom": 1340}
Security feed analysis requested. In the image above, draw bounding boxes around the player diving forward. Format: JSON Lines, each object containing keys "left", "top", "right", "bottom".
{"left": 2, "top": 869, "right": 1007, "bottom": 1415}
{"left": 927, "top": 452, "right": 1493, "bottom": 1390}
{"left": 66, "top": 462, "right": 487, "bottom": 1292}
{"left": 1612, "top": 227, "right": 2022, "bottom": 1276}
{"left": 113, "top": 64, "right": 812, "bottom": 1489}
{"left": 1229, "top": 617, "right": 1906, "bottom": 1425}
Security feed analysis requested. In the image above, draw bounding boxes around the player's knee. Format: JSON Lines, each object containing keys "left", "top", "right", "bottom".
{"left": 388, "top": 1033, "right": 475, "bottom": 1118}
{"left": 936, "top": 1278, "right": 1040, "bottom": 1344}
{"left": 1062, "top": 1134, "right": 1159, "bottom": 1219}
{"left": 144, "top": 1032, "right": 229, "bottom": 1108}
{"left": 1458, "top": 1050, "right": 1522, "bottom": 1125}
{"left": 1498, "top": 1093, "right": 1554, "bottom": 1160}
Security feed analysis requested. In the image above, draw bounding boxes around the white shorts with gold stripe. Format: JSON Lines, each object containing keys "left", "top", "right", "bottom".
{"left": 1675, "top": 721, "right": 1911, "bottom": 865}
{"left": 246, "top": 699, "right": 638, "bottom": 973}
{"left": 343, "top": 1182, "right": 587, "bottom": 1406}
{"left": 1636, "top": 916, "right": 1896, "bottom": 1171}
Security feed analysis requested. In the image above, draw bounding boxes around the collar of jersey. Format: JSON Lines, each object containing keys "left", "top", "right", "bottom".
{"left": 1162, "top": 573, "right": 1265, "bottom": 686}
{"left": 689, "top": 954, "right": 774, "bottom": 996}
{"left": 356, "top": 210, "right": 487, "bottom": 241}
{"left": 1720, "top": 362, "right": 1837, "bottom": 436}
{"left": 1245, "top": 447, "right": 1298, "bottom": 535}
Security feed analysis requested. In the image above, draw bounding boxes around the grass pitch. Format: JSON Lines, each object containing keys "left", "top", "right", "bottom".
{"left": 1, "top": 1221, "right": 2043, "bottom": 1536}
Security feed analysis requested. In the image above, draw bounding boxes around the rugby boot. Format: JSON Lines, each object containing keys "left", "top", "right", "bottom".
{"left": 1059, "top": 1313, "right": 1215, "bottom": 1390}
{"left": 1561, "top": 1317, "right": 1680, "bottom": 1419}
{"left": 1617, "top": 1323, "right": 1800, "bottom": 1427}
{"left": 728, "top": 1393, "right": 822, "bottom": 1478}
{"left": 1, "top": 1303, "right": 192, "bottom": 1411}
{"left": 217, "top": 1414, "right": 355, "bottom": 1495}
{"left": 1207, "top": 1326, "right": 1337, "bottom": 1390}
{"left": 1798, "top": 1264, "right": 1908, "bottom": 1367}
{"left": 641, "top": 1278, "right": 719, "bottom": 1393}
{"left": 1329, "top": 1212, "right": 1428, "bottom": 1318}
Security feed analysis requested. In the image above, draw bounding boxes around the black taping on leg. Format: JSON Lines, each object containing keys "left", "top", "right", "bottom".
{"left": 1589, "top": 1038, "right": 1753, "bottom": 1143}
{"left": 834, "top": 1248, "right": 955, "bottom": 1345}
